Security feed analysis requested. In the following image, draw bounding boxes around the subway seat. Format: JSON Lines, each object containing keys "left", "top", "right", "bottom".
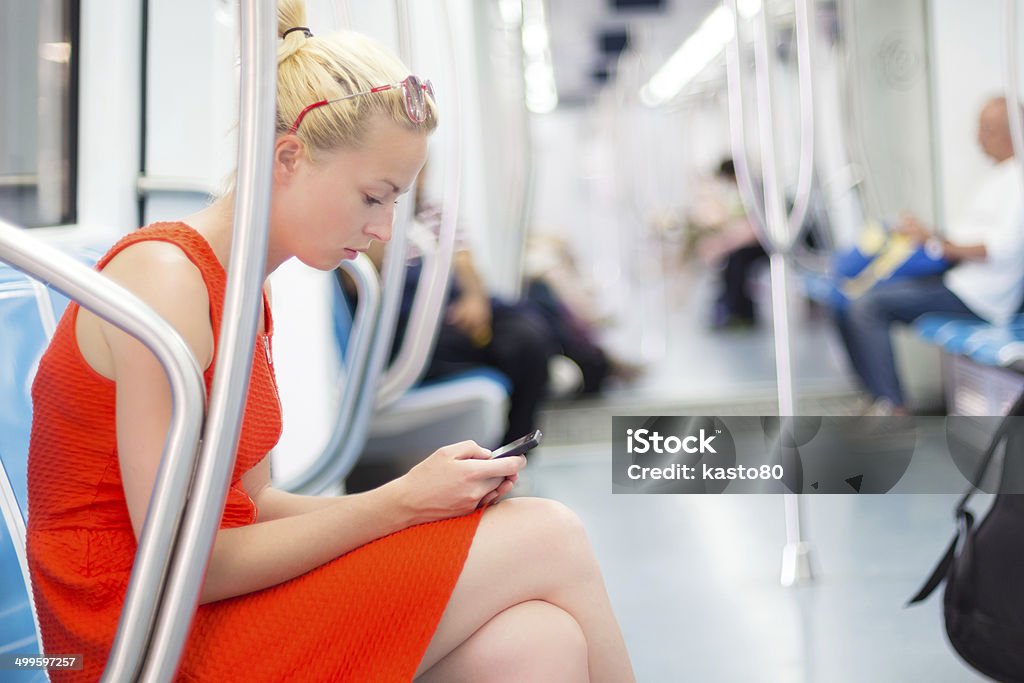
{"left": 362, "top": 367, "right": 510, "bottom": 459}
{"left": 914, "top": 313, "right": 1024, "bottom": 369}
{"left": 332, "top": 287, "right": 510, "bottom": 462}
{"left": 0, "top": 264, "right": 57, "bottom": 681}
{"left": 0, "top": 229, "right": 114, "bottom": 679}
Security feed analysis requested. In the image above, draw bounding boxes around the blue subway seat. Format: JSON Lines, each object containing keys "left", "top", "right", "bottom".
{"left": 0, "top": 269, "right": 57, "bottom": 520}
{"left": 0, "top": 229, "right": 115, "bottom": 678}
{"left": 0, "top": 266, "right": 52, "bottom": 679}
{"left": 915, "top": 313, "right": 1024, "bottom": 368}
{"left": 0, "top": 456, "right": 44, "bottom": 681}
{"left": 418, "top": 366, "right": 513, "bottom": 394}
{"left": 913, "top": 315, "right": 989, "bottom": 351}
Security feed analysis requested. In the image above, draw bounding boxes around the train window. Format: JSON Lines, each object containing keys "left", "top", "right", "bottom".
{"left": 0, "top": 1, "right": 79, "bottom": 228}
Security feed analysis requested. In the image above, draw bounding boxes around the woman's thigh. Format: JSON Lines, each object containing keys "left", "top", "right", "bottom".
{"left": 416, "top": 497, "right": 596, "bottom": 675}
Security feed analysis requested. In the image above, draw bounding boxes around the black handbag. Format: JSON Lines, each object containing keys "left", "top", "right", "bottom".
{"left": 909, "top": 392, "right": 1024, "bottom": 683}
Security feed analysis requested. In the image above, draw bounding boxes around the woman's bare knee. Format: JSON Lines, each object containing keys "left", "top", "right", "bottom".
{"left": 418, "top": 600, "right": 588, "bottom": 683}
{"left": 490, "top": 497, "right": 599, "bottom": 584}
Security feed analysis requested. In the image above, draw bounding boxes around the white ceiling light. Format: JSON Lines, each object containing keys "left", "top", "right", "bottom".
{"left": 640, "top": 0, "right": 762, "bottom": 107}
{"left": 499, "top": 0, "right": 524, "bottom": 27}
{"left": 522, "top": 0, "right": 559, "bottom": 113}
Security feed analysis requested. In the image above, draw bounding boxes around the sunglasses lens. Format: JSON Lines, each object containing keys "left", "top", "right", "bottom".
{"left": 404, "top": 75, "right": 428, "bottom": 124}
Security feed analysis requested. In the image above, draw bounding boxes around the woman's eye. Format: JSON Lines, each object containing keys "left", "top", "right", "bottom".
{"left": 364, "top": 195, "right": 382, "bottom": 206}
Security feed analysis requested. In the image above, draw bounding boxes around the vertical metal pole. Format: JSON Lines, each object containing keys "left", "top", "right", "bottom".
{"left": 923, "top": 1, "right": 948, "bottom": 234}
{"left": 1006, "top": 0, "right": 1024, "bottom": 169}
{"left": 724, "top": 0, "right": 816, "bottom": 585}
{"left": 378, "top": 0, "right": 464, "bottom": 406}
{"left": 333, "top": 0, "right": 351, "bottom": 30}
{"left": 137, "top": 0, "right": 276, "bottom": 679}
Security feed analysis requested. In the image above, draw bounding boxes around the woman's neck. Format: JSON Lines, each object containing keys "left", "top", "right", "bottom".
{"left": 184, "top": 195, "right": 285, "bottom": 279}
{"left": 184, "top": 196, "right": 234, "bottom": 267}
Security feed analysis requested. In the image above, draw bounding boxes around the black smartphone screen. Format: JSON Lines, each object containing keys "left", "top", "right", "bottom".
{"left": 489, "top": 429, "right": 543, "bottom": 459}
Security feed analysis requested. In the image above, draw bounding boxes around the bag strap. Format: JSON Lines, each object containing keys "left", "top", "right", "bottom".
{"left": 957, "top": 389, "right": 1024, "bottom": 512}
{"left": 906, "top": 509, "right": 974, "bottom": 605}
{"left": 906, "top": 389, "right": 1024, "bottom": 606}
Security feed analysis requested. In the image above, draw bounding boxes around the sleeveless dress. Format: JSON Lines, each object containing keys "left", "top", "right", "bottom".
{"left": 26, "top": 223, "right": 483, "bottom": 682}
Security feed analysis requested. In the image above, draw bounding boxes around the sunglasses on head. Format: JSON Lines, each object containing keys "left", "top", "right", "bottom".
{"left": 287, "top": 75, "right": 435, "bottom": 135}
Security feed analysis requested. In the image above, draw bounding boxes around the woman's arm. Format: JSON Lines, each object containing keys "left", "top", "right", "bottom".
{"left": 93, "top": 242, "right": 524, "bottom": 604}
{"left": 241, "top": 456, "right": 340, "bottom": 521}
{"left": 201, "top": 482, "right": 408, "bottom": 602}
{"left": 202, "top": 442, "right": 520, "bottom": 603}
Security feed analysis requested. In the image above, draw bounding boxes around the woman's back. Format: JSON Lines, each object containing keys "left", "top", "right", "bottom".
{"left": 27, "top": 222, "right": 281, "bottom": 679}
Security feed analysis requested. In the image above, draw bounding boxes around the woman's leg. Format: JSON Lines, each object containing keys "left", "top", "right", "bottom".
{"left": 416, "top": 600, "right": 588, "bottom": 683}
{"left": 415, "top": 497, "right": 635, "bottom": 682}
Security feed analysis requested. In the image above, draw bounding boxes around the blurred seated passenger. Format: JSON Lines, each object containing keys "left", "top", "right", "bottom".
{"left": 837, "top": 96, "right": 1024, "bottom": 415}
{"left": 524, "top": 234, "right": 643, "bottom": 395}
{"left": 365, "top": 171, "right": 557, "bottom": 445}
{"left": 689, "top": 159, "right": 767, "bottom": 329}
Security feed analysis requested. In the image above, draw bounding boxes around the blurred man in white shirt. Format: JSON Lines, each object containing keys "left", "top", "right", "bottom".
{"left": 839, "top": 97, "right": 1024, "bottom": 414}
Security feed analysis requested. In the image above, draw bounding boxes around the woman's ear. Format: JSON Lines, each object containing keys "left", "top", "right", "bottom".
{"left": 273, "top": 136, "right": 306, "bottom": 184}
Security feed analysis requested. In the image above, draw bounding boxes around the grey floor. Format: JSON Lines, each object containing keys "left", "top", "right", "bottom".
{"left": 518, "top": 447, "right": 987, "bottom": 682}
{"left": 525, "top": 264, "right": 989, "bottom": 681}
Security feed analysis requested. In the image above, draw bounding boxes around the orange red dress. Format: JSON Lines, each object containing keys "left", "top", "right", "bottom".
{"left": 26, "top": 223, "right": 483, "bottom": 682}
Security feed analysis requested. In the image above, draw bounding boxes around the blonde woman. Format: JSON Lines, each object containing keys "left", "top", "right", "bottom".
{"left": 26, "top": 1, "right": 634, "bottom": 681}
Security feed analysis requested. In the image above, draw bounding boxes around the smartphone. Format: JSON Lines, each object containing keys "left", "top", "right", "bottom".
{"left": 489, "top": 429, "right": 542, "bottom": 459}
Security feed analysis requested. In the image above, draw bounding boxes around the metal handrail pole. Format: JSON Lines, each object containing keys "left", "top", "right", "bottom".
{"left": 333, "top": 0, "right": 351, "bottom": 30}
{"left": 725, "top": 0, "right": 769, "bottom": 237}
{"left": 138, "top": 0, "right": 276, "bottom": 679}
{"left": 0, "top": 220, "right": 205, "bottom": 683}
{"left": 290, "top": 0, "right": 421, "bottom": 493}
{"left": 346, "top": 0, "right": 416, "bottom": 412}
{"left": 1006, "top": 0, "right": 1024, "bottom": 174}
{"left": 377, "top": 0, "right": 464, "bottom": 406}
{"left": 279, "top": 255, "right": 382, "bottom": 494}
{"left": 754, "top": 0, "right": 814, "bottom": 585}
{"left": 724, "top": 0, "right": 816, "bottom": 585}
{"left": 786, "top": 0, "right": 817, "bottom": 239}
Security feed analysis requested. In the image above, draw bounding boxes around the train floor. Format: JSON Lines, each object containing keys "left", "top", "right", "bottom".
{"left": 525, "top": 263, "right": 981, "bottom": 680}
{"left": 516, "top": 446, "right": 987, "bottom": 682}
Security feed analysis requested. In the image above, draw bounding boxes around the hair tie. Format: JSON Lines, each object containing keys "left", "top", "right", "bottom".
{"left": 283, "top": 26, "right": 313, "bottom": 39}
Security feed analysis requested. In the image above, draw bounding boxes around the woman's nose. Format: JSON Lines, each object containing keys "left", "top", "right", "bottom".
{"left": 366, "top": 206, "right": 395, "bottom": 243}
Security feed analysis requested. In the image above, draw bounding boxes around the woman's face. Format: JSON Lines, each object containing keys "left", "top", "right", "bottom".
{"left": 271, "top": 115, "right": 429, "bottom": 271}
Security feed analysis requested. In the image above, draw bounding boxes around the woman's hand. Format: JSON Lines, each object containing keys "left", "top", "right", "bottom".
{"left": 385, "top": 441, "right": 526, "bottom": 525}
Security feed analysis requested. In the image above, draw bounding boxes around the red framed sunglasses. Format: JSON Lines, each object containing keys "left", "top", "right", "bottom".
{"left": 287, "top": 75, "right": 435, "bottom": 135}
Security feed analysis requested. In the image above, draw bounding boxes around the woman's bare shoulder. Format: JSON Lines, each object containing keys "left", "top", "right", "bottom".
{"left": 77, "top": 240, "right": 216, "bottom": 377}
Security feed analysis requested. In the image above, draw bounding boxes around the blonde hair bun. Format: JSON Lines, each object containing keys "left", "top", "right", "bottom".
{"left": 275, "top": 0, "right": 438, "bottom": 156}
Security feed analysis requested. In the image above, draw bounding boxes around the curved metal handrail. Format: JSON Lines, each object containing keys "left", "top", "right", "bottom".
{"left": 137, "top": 1, "right": 276, "bottom": 680}
{"left": 836, "top": 0, "right": 885, "bottom": 220}
{"left": 724, "top": 0, "right": 817, "bottom": 587}
{"left": 0, "top": 457, "right": 42, "bottom": 658}
{"left": 726, "top": 0, "right": 816, "bottom": 255}
{"left": 0, "top": 219, "right": 206, "bottom": 683}
{"left": 514, "top": 127, "right": 537, "bottom": 298}
{"left": 342, "top": 0, "right": 417, "bottom": 410}
{"left": 1006, "top": 0, "right": 1024, "bottom": 177}
{"left": 279, "top": 254, "right": 382, "bottom": 494}
{"left": 289, "top": 0, "right": 427, "bottom": 495}
{"left": 377, "top": 0, "right": 464, "bottom": 407}
{"left": 332, "top": 0, "right": 351, "bottom": 30}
